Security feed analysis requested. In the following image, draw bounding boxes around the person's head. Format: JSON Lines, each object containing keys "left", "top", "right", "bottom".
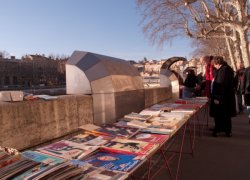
{"left": 236, "top": 62, "right": 244, "bottom": 70}
{"left": 200, "top": 55, "right": 211, "bottom": 65}
{"left": 212, "top": 56, "right": 225, "bottom": 69}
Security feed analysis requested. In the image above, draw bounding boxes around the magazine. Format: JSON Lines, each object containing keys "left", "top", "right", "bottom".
{"left": 79, "top": 124, "right": 139, "bottom": 138}
{"left": 67, "top": 133, "right": 109, "bottom": 146}
{"left": 114, "top": 120, "right": 150, "bottom": 129}
{"left": 83, "top": 167, "right": 127, "bottom": 180}
{"left": 0, "top": 158, "right": 40, "bottom": 180}
{"left": 149, "top": 116, "right": 183, "bottom": 129}
{"left": 139, "top": 108, "right": 161, "bottom": 116}
{"left": 131, "top": 132, "right": 169, "bottom": 144}
{"left": 102, "top": 138, "right": 158, "bottom": 155}
{"left": 0, "top": 151, "right": 21, "bottom": 168}
{"left": 22, "top": 150, "right": 65, "bottom": 165}
{"left": 124, "top": 112, "right": 152, "bottom": 121}
{"left": 37, "top": 140, "right": 99, "bottom": 160}
{"left": 23, "top": 162, "right": 86, "bottom": 180}
{"left": 140, "top": 126, "right": 174, "bottom": 135}
{"left": 81, "top": 150, "right": 142, "bottom": 172}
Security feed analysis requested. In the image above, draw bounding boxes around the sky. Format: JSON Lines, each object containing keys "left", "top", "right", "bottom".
{"left": 0, "top": 0, "right": 193, "bottom": 61}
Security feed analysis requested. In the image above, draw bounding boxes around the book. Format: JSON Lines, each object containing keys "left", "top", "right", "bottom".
{"left": 37, "top": 140, "right": 99, "bottom": 160}
{"left": 67, "top": 133, "right": 110, "bottom": 146}
{"left": 114, "top": 120, "right": 150, "bottom": 129}
{"left": 102, "top": 138, "right": 158, "bottom": 155}
{"left": 83, "top": 167, "right": 127, "bottom": 180}
{"left": 79, "top": 124, "right": 139, "bottom": 138}
{"left": 149, "top": 116, "right": 183, "bottom": 129}
{"left": 81, "top": 150, "right": 142, "bottom": 172}
{"left": 140, "top": 126, "right": 174, "bottom": 135}
{"left": 131, "top": 132, "right": 169, "bottom": 144}
{"left": 0, "top": 151, "right": 21, "bottom": 168}
{"left": 170, "top": 109, "right": 195, "bottom": 114}
{"left": 22, "top": 150, "right": 65, "bottom": 165}
{"left": 33, "top": 94, "right": 58, "bottom": 100}
{"left": 124, "top": 112, "right": 152, "bottom": 121}
{"left": 160, "top": 112, "right": 188, "bottom": 118}
{"left": 23, "top": 162, "right": 86, "bottom": 180}
{"left": 0, "top": 158, "right": 40, "bottom": 180}
{"left": 139, "top": 108, "right": 161, "bottom": 116}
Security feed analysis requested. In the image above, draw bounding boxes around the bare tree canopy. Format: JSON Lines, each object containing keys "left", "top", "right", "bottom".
{"left": 137, "top": 0, "right": 250, "bottom": 69}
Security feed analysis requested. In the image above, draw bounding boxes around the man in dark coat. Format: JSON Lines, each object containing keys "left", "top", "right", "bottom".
{"left": 241, "top": 66, "right": 250, "bottom": 124}
{"left": 210, "top": 56, "right": 236, "bottom": 137}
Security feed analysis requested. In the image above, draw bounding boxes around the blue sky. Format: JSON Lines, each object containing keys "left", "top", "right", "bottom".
{"left": 0, "top": 0, "right": 192, "bottom": 61}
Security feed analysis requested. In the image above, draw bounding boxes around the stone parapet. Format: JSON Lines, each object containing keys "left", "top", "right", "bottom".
{"left": 145, "top": 86, "right": 172, "bottom": 108}
{"left": 0, "top": 95, "right": 93, "bottom": 150}
{"left": 0, "top": 87, "right": 172, "bottom": 150}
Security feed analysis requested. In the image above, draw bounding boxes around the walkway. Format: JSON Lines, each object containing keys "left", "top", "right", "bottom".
{"left": 156, "top": 110, "right": 250, "bottom": 180}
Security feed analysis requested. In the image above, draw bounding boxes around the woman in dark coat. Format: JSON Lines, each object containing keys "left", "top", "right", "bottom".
{"left": 241, "top": 66, "right": 250, "bottom": 123}
{"left": 210, "top": 56, "right": 236, "bottom": 137}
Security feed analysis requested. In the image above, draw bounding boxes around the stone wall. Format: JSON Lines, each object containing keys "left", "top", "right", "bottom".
{"left": 0, "top": 95, "right": 93, "bottom": 150}
{"left": 0, "top": 87, "right": 172, "bottom": 150}
{"left": 144, "top": 86, "right": 172, "bottom": 108}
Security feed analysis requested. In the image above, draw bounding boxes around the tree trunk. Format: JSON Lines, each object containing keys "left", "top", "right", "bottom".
{"left": 225, "top": 37, "right": 236, "bottom": 70}
{"left": 237, "top": 28, "right": 250, "bottom": 67}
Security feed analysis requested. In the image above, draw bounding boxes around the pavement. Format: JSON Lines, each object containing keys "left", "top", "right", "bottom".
{"left": 155, "top": 109, "right": 250, "bottom": 180}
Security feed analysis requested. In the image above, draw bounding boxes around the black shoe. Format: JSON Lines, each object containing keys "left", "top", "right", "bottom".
{"left": 225, "top": 133, "right": 232, "bottom": 137}
{"left": 212, "top": 132, "right": 218, "bottom": 137}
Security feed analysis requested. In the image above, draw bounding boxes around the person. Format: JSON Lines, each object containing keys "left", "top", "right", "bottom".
{"left": 209, "top": 56, "right": 236, "bottom": 137}
{"left": 234, "top": 62, "right": 245, "bottom": 113}
{"left": 241, "top": 65, "right": 250, "bottom": 124}
{"left": 182, "top": 69, "right": 199, "bottom": 98}
{"left": 200, "top": 55, "right": 215, "bottom": 98}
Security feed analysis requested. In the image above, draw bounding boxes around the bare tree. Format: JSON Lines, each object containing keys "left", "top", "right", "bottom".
{"left": 137, "top": 0, "right": 250, "bottom": 69}
{"left": 0, "top": 50, "right": 10, "bottom": 59}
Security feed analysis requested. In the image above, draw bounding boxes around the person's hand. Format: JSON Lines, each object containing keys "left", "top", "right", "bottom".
{"left": 214, "top": 99, "right": 219, "bottom": 104}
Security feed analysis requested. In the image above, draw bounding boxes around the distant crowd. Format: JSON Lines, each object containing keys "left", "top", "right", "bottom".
{"left": 181, "top": 55, "right": 250, "bottom": 137}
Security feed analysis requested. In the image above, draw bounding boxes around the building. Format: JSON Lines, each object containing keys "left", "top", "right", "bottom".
{"left": 0, "top": 55, "right": 66, "bottom": 90}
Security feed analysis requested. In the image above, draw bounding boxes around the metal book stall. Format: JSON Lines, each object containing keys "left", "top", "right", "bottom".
{"left": 66, "top": 51, "right": 209, "bottom": 179}
{"left": 66, "top": 50, "right": 145, "bottom": 125}
{"left": 0, "top": 51, "right": 209, "bottom": 180}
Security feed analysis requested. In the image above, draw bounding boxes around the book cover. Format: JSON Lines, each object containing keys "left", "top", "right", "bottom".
{"left": 79, "top": 124, "right": 139, "bottom": 138}
{"left": 0, "top": 151, "right": 21, "bottom": 168}
{"left": 124, "top": 112, "right": 152, "bottom": 121}
{"left": 140, "top": 126, "right": 173, "bottom": 135}
{"left": 37, "top": 140, "right": 99, "bottom": 160}
{"left": 84, "top": 167, "right": 127, "bottom": 180}
{"left": 131, "top": 132, "right": 169, "bottom": 144}
{"left": 139, "top": 108, "right": 161, "bottom": 116}
{"left": 102, "top": 138, "right": 158, "bottom": 155}
{"left": 68, "top": 133, "right": 109, "bottom": 146}
{"left": 81, "top": 150, "right": 142, "bottom": 172}
{"left": 22, "top": 150, "right": 65, "bottom": 165}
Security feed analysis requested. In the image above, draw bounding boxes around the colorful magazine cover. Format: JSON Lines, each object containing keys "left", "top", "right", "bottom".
{"left": 22, "top": 150, "right": 65, "bottom": 165}
{"left": 102, "top": 138, "right": 158, "bottom": 155}
{"left": 79, "top": 124, "right": 139, "bottom": 138}
{"left": 82, "top": 150, "right": 142, "bottom": 172}
{"left": 0, "top": 151, "right": 21, "bottom": 168}
{"left": 37, "top": 140, "right": 99, "bottom": 160}
{"left": 0, "top": 158, "right": 40, "bottom": 180}
{"left": 83, "top": 167, "right": 127, "bottom": 180}
{"left": 67, "top": 133, "right": 110, "bottom": 146}
{"left": 131, "top": 132, "right": 169, "bottom": 144}
{"left": 23, "top": 162, "right": 86, "bottom": 180}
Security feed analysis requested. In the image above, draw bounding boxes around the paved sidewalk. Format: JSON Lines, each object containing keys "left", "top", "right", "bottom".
{"left": 156, "top": 110, "right": 250, "bottom": 180}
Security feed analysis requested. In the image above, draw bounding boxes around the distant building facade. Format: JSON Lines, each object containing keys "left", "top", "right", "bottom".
{"left": 0, "top": 55, "right": 66, "bottom": 90}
